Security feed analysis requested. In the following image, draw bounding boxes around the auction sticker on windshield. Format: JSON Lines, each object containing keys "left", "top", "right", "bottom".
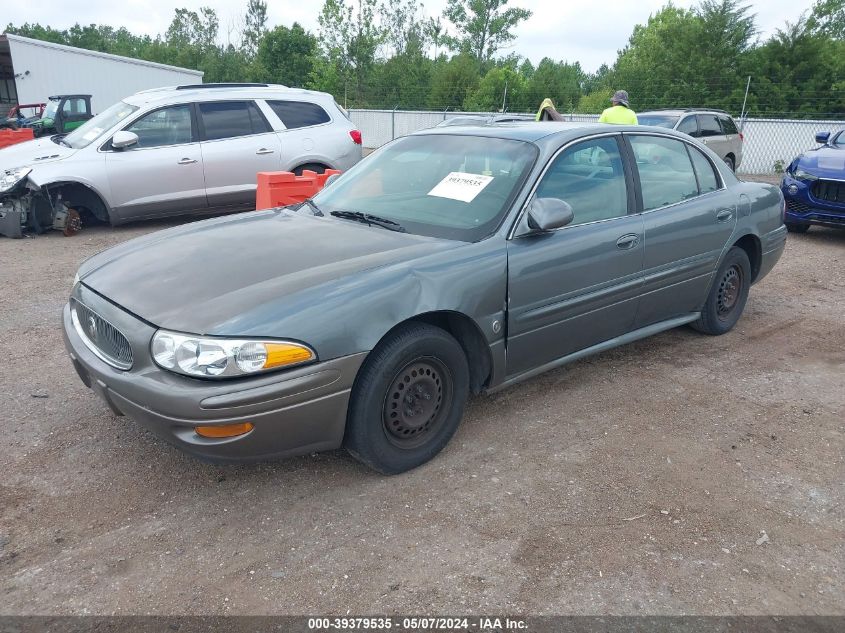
{"left": 428, "top": 172, "right": 493, "bottom": 203}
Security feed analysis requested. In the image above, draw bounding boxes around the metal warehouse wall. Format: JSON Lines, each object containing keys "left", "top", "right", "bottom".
{"left": 349, "top": 109, "right": 845, "bottom": 176}
{"left": 7, "top": 34, "right": 203, "bottom": 113}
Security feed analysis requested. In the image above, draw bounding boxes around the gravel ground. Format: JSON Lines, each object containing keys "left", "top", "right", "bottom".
{"left": 0, "top": 198, "right": 843, "bottom": 616}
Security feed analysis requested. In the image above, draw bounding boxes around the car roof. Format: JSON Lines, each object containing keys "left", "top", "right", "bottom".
{"left": 418, "top": 121, "right": 597, "bottom": 143}
{"left": 639, "top": 109, "right": 733, "bottom": 117}
{"left": 123, "top": 84, "right": 334, "bottom": 107}
{"left": 414, "top": 120, "right": 704, "bottom": 148}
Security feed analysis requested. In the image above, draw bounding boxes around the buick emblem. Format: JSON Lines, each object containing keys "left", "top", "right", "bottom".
{"left": 87, "top": 315, "right": 98, "bottom": 342}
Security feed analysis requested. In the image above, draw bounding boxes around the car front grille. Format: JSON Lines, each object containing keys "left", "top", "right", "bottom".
{"left": 812, "top": 180, "right": 845, "bottom": 204}
{"left": 71, "top": 299, "right": 134, "bottom": 370}
{"left": 786, "top": 198, "right": 812, "bottom": 214}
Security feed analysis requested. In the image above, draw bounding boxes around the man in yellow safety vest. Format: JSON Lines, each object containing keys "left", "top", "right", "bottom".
{"left": 599, "top": 90, "right": 638, "bottom": 125}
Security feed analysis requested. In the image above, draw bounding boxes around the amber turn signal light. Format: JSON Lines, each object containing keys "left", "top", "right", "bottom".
{"left": 195, "top": 422, "right": 254, "bottom": 438}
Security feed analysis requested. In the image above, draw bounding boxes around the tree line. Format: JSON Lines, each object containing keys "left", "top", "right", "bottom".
{"left": 6, "top": 0, "right": 845, "bottom": 117}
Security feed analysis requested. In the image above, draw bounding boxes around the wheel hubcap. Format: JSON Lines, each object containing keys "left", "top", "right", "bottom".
{"left": 383, "top": 358, "right": 449, "bottom": 448}
{"left": 717, "top": 265, "right": 742, "bottom": 316}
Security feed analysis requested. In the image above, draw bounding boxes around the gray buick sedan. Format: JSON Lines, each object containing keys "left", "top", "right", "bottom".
{"left": 63, "top": 122, "right": 787, "bottom": 474}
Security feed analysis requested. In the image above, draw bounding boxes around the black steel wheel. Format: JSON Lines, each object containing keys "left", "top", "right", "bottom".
{"left": 382, "top": 358, "right": 451, "bottom": 450}
{"left": 345, "top": 323, "right": 469, "bottom": 474}
{"left": 692, "top": 246, "right": 751, "bottom": 335}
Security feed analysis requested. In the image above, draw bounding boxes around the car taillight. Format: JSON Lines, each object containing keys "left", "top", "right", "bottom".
{"left": 739, "top": 132, "right": 744, "bottom": 142}
{"left": 349, "top": 130, "right": 362, "bottom": 145}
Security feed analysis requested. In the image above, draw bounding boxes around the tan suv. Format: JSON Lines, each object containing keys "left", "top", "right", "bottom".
{"left": 638, "top": 109, "right": 744, "bottom": 172}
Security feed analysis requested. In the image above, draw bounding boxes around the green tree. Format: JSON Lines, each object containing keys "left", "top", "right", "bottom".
{"left": 808, "top": 0, "right": 845, "bottom": 37}
{"left": 428, "top": 53, "right": 480, "bottom": 109}
{"left": 381, "top": 0, "right": 428, "bottom": 57}
{"left": 253, "top": 23, "right": 318, "bottom": 87}
{"left": 524, "top": 58, "right": 584, "bottom": 112}
{"left": 464, "top": 65, "right": 526, "bottom": 111}
{"left": 607, "top": 0, "right": 755, "bottom": 112}
{"left": 242, "top": 0, "right": 269, "bottom": 59}
{"left": 317, "top": 0, "right": 384, "bottom": 104}
{"left": 442, "top": 0, "right": 532, "bottom": 63}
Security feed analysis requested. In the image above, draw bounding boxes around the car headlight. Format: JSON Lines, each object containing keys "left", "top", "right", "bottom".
{"left": 0, "top": 167, "right": 32, "bottom": 192}
{"left": 790, "top": 167, "right": 818, "bottom": 181}
{"left": 151, "top": 330, "right": 316, "bottom": 378}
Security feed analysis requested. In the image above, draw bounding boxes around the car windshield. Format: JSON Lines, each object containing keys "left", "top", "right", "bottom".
{"left": 43, "top": 100, "right": 59, "bottom": 121}
{"left": 834, "top": 132, "right": 845, "bottom": 146}
{"left": 311, "top": 134, "right": 537, "bottom": 241}
{"left": 62, "top": 101, "right": 139, "bottom": 149}
{"left": 638, "top": 115, "right": 680, "bottom": 128}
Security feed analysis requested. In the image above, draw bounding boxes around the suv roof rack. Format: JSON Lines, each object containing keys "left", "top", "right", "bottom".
{"left": 643, "top": 107, "right": 731, "bottom": 115}
{"left": 175, "top": 83, "right": 273, "bottom": 90}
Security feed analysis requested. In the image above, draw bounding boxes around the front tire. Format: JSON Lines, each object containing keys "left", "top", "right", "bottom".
{"left": 786, "top": 222, "right": 810, "bottom": 234}
{"left": 692, "top": 247, "right": 751, "bottom": 335}
{"left": 344, "top": 323, "right": 469, "bottom": 474}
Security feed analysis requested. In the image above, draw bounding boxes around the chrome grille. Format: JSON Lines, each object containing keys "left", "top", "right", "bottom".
{"left": 812, "top": 180, "right": 845, "bottom": 204}
{"left": 71, "top": 299, "right": 133, "bottom": 370}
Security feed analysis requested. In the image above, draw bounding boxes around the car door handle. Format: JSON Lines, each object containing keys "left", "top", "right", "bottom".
{"left": 255, "top": 148, "right": 275, "bottom": 155}
{"left": 177, "top": 158, "right": 197, "bottom": 165}
{"left": 716, "top": 208, "right": 734, "bottom": 222}
{"left": 616, "top": 233, "right": 640, "bottom": 250}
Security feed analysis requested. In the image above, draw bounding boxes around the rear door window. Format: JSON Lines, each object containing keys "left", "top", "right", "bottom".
{"left": 199, "top": 101, "right": 270, "bottom": 140}
{"left": 677, "top": 116, "right": 698, "bottom": 137}
{"left": 630, "top": 135, "right": 700, "bottom": 210}
{"left": 697, "top": 114, "right": 723, "bottom": 138}
{"left": 267, "top": 100, "right": 331, "bottom": 129}
{"left": 688, "top": 146, "right": 720, "bottom": 194}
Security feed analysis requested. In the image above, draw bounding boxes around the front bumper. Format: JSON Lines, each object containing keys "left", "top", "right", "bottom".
{"left": 781, "top": 176, "right": 845, "bottom": 229}
{"left": 62, "top": 284, "right": 366, "bottom": 462}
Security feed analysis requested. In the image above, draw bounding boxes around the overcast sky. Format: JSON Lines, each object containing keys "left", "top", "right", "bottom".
{"left": 3, "top": 0, "right": 818, "bottom": 73}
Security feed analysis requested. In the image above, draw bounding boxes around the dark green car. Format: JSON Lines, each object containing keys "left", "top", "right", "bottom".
{"left": 63, "top": 122, "right": 787, "bottom": 473}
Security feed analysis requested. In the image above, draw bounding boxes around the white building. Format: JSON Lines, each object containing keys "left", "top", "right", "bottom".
{"left": 0, "top": 33, "right": 203, "bottom": 113}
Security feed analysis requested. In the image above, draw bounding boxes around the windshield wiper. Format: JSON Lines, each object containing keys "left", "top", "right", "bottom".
{"left": 297, "top": 198, "right": 324, "bottom": 216}
{"left": 330, "top": 210, "right": 406, "bottom": 233}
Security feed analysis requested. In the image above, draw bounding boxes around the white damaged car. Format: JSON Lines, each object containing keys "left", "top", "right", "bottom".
{"left": 0, "top": 83, "right": 362, "bottom": 238}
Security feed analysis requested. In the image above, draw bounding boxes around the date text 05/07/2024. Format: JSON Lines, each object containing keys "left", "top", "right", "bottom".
{"left": 307, "top": 616, "right": 528, "bottom": 631}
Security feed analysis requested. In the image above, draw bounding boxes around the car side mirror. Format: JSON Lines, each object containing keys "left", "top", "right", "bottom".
{"left": 112, "top": 131, "right": 139, "bottom": 150}
{"left": 323, "top": 173, "right": 342, "bottom": 188}
{"left": 815, "top": 131, "right": 830, "bottom": 144}
{"left": 526, "top": 197, "right": 574, "bottom": 232}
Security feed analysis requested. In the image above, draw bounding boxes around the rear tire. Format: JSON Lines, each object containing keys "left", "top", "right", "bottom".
{"left": 724, "top": 155, "right": 735, "bottom": 172}
{"left": 344, "top": 323, "right": 469, "bottom": 474}
{"left": 293, "top": 163, "right": 328, "bottom": 176}
{"left": 786, "top": 222, "right": 810, "bottom": 234}
{"left": 692, "top": 246, "right": 751, "bottom": 336}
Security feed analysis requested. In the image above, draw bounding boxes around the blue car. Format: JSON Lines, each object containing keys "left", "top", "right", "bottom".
{"left": 781, "top": 130, "right": 845, "bottom": 232}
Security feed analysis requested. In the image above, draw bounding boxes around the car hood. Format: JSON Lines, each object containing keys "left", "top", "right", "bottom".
{"left": 793, "top": 145, "right": 845, "bottom": 179}
{"left": 0, "top": 136, "right": 76, "bottom": 168}
{"left": 79, "top": 210, "right": 460, "bottom": 334}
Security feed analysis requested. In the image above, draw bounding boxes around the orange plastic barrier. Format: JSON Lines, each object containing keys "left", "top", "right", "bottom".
{"left": 0, "top": 128, "right": 35, "bottom": 149}
{"left": 255, "top": 169, "right": 342, "bottom": 210}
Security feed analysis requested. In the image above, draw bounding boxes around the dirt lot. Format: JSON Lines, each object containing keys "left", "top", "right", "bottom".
{"left": 1, "top": 203, "right": 843, "bottom": 616}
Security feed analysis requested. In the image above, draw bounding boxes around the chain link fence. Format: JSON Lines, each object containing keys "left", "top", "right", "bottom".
{"left": 349, "top": 109, "right": 845, "bottom": 176}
